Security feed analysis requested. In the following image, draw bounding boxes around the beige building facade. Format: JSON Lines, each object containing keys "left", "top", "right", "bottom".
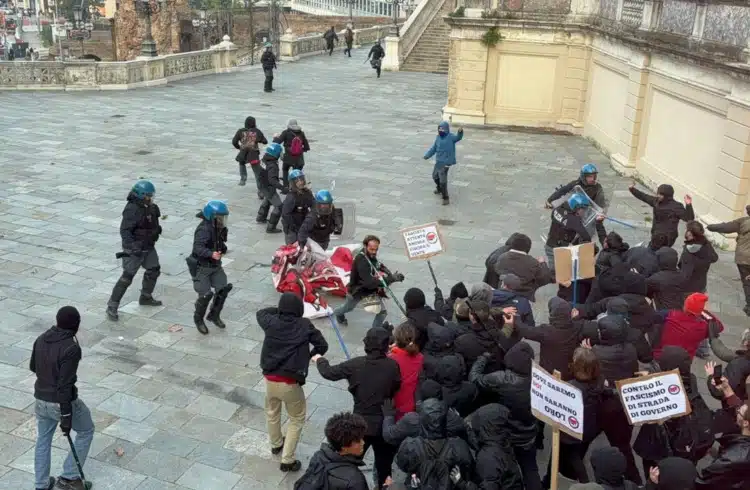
{"left": 443, "top": 12, "right": 750, "bottom": 230}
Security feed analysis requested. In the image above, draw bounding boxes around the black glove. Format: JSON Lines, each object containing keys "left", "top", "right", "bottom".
{"left": 434, "top": 287, "right": 443, "bottom": 300}
{"left": 59, "top": 413, "right": 72, "bottom": 436}
{"left": 280, "top": 187, "right": 289, "bottom": 195}
{"left": 382, "top": 399, "right": 396, "bottom": 417}
{"left": 392, "top": 272, "right": 405, "bottom": 283}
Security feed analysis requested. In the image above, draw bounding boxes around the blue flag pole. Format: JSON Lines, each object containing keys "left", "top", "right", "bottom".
{"left": 327, "top": 312, "right": 351, "bottom": 359}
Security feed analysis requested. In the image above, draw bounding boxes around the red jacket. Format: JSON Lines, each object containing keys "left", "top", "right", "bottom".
{"left": 654, "top": 310, "right": 723, "bottom": 359}
{"left": 388, "top": 347, "right": 424, "bottom": 421}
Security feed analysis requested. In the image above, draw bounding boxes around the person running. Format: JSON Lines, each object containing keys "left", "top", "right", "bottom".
{"left": 366, "top": 40, "right": 385, "bottom": 78}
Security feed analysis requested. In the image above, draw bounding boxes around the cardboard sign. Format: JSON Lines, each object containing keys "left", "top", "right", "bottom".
{"left": 400, "top": 222, "right": 445, "bottom": 260}
{"left": 616, "top": 370, "right": 691, "bottom": 426}
{"left": 530, "top": 363, "right": 584, "bottom": 440}
{"left": 554, "top": 242, "right": 596, "bottom": 284}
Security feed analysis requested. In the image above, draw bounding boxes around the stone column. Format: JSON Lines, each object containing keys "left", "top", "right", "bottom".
{"left": 610, "top": 52, "right": 650, "bottom": 175}
{"left": 280, "top": 28, "right": 298, "bottom": 61}
{"left": 382, "top": 35, "right": 400, "bottom": 71}
{"left": 557, "top": 32, "right": 590, "bottom": 131}
{"left": 442, "top": 21, "right": 488, "bottom": 125}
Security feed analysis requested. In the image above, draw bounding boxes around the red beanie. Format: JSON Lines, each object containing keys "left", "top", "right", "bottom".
{"left": 684, "top": 293, "right": 709, "bottom": 315}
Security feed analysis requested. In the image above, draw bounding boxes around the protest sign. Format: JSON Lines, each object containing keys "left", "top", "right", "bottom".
{"left": 530, "top": 363, "right": 584, "bottom": 440}
{"left": 400, "top": 222, "right": 445, "bottom": 261}
{"left": 616, "top": 370, "right": 691, "bottom": 425}
{"left": 554, "top": 242, "right": 596, "bottom": 285}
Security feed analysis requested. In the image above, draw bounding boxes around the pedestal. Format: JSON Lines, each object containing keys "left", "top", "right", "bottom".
{"left": 140, "top": 38, "right": 158, "bottom": 58}
{"left": 382, "top": 35, "right": 400, "bottom": 72}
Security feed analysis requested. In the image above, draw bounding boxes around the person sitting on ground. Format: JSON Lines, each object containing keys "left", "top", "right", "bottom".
{"left": 294, "top": 412, "right": 370, "bottom": 490}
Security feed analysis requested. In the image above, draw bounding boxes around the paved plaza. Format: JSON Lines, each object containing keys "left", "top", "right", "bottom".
{"left": 0, "top": 48, "right": 747, "bottom": 489}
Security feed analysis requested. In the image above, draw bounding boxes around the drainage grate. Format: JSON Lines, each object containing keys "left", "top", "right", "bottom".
{"left": 438, "top": 219, "right": 457, "bottom": 226}
{"left": 134, "top": 150, "right": 152, "bottom": 156}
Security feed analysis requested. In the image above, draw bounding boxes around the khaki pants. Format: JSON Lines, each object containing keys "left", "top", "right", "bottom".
{"left": 265, "top": 380, "right": 306, "bottom": 464}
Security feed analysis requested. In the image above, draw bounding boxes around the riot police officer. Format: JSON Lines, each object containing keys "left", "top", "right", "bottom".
{"left": 281, "top": 169, "right": 314, "bottom": 245}
{"left": 106, "top": 180, "right": 163, "bottom": 321}
{"left": 544, "top": 193, "right": 593, "bottom": 270}
{"left": 189, "top": 200, "right": 232, "bottom": 335}
{"left": 256, "top": 142, "right": 287, "bottom": 234}
{"left": 297, "top": 189, "right": 343, "bottom": 251}
{"left": 545, "top": 163, "right": 607, "bottom": 245}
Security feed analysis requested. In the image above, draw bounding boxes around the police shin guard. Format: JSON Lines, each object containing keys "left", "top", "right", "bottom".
{"left": 194, "top": 292, "right": 213, "bottom": 335}
{"left": 106, "top": 273, "right": 134, "bottom": 321}
{"left": 266, "top": 208, "right": 282, "bottom": 234}
{"left": 256, "top": 199, "right": 271, "bottom": 224}
{"left": 207, "top": 284, "right": 232, "bottom": 329}
{"left": 140, "top": 267, "right": 162, "bottom": 306}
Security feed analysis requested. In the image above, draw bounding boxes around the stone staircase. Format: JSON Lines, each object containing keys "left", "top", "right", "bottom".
{"left": 400, "top": 0, "right": 453, "bottom": 73}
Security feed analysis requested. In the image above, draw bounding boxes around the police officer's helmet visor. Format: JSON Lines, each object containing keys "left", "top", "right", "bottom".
{"left": 214, "top": 214, "right": 229, "bottom": 227}
{"left": 317, "top": 203, "right": 332, "bottom": 215}
{"left": 293, "top": 176, "right": 306, "bottom": 189}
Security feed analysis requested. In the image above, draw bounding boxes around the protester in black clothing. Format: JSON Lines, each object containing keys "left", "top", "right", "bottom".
{"left": 707, "top": 329, "right": 750, "bottom": 404}
{"left": 294, "top": 412, "right": 370, "bottom": 490}
{"left": 261, "top": 42, "right": 277, "bottom": 92}
{"left": 422, "top": 323, "right": 460, "bottom": 380}
{"left": 451, "top": 403, "right": 524, "bottom": 490}
{"left": 258, "top": 293, "right": 328, "bottom": 472}
{"left": 343, "top": 26, "right": 354, "bottom": 56}
{"left": 324, "top": 26, "right": 338, "bottom": 55}
{"left": 31, "top": 307, "right": 95, "bottom": 490}
{"left": 647, "top": 457, "right": 697, "bottom": 490}
{"left": 382, "top": 380, "right": 469, "bottom": 446}
{"left": 483, "top": 233, "right": 521, "bottom": 287}
{"left": 469, "top": 342, "right": 540, "bottom": 490}
{"left": 404, "top": 287, "right": 445, "bottom": 349}
{"left": 314, "top": 327, "right": 400, "bottom": 488}
{"left": 451, "top": 299, "right": 474, "bottom": 337}
{"left": 434, "top": 355, "right": 477, "bottom": 417}
{"left": 680, "top": 220, "right": 719, "bottom": 293}
{"left": 624, "top": 233, "right": 670, "bottom": 277}
{"left": 231, "top": 115, "right": 268, "bottom": 191}
{"left": 629, "top": 182, "right": 694, "bottom": 247}
{"left": 394, "top": 398, "right": 475, "bottom": 489}
{"left": 493, "top": 233, "right": 553, "bottom": 300}
{"left": 646, "top": 247, "right": 687, "bottom": 310}
{"left": 596, "top": 231, "right": 629, "bottom": 275}
{"left": 366, "top": 40, "right": 385, "bottom": 78}
{"left": 434, "top": 281, "right": 468, "bottom": 320}
{"left": 587, "top": 447, "right": 640, "bottom": 490}
{"left": 256, "top": 143, "right": 287, "bottom": 234}
{"left": 453, "top": 300, "right": 508, "bottom": 374}
{"left": 696, "top": 401, "right": 750, "bottom": 489}
{"left": 273, "top": 119, "right": 310, "bottom": 187}
{"left": 106, "top": 180, "right": 162, "bottom": 321}
{"left": 334, "top": 235, "right": 404, "bottom": 328}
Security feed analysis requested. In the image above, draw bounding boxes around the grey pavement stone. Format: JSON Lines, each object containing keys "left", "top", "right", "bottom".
{"left": 142, "top": 406, "right": 195, "bottom": 431}
{"left": 103, "top": 419, "right": 158, "bottom": 444}
{"left": 94, "top": 439, "right": 144, "bottom": 468}
{"left": 186, "top": 442, "right": 242, "bottom": 471}
{"left": 126, "top": 379, "right": 170, "bottom": 401}
{"left": 185, "top": 394, "right": 240, "bottom": 422}
{"left": 97, "top": 372, "right": 142, "bottom": 392}
{"left": 126, "top": 447, "right": 193, "bottom": 483}
{"left": 0, "top": 386, "right": 35, "bottom": 411}
{"left": 80, "top": 458, "right": 149, "bottom": 490}
{"left": 96, "top": 393, "right": 161, "bottom": 422}
{"left": 176, "top": 462, "right": 242, "bottom": 490}
{"left": 155, "top": 387, "right": 202, "bottom": 409}
{"left": 0, "top": 407, "right": 33, "bottom": 433}
{"left": 144, "top": 430, "right": 201, "bottom": 458}
{"left": 180, "top": 415, "right": 242, "bottom": 445}
{"left": 0, "top": 432, "right": 35, "bottom": 466}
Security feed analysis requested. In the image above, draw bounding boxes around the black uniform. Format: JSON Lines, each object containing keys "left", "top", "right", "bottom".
{"left": 107, "top": 192, "right": 162, "bottom": 319}
{"left": 297, "top": 205, "right": 343, "bottom": 250}
{"left": 545, "top": 202, "right": 592, "bottom": 249}
{"left": 190, "top": 214, "right": 231, "bottom": 333}
{"left": 367, "top": 43, "right": 385, "bottom": 78}
{"left": 256, "top": 152, "right": 287, "bottom": 233}
{"left": 548, "top": 178, "right": 607, "bottom": 245}
{"left": 281, "top": 189, "right": 313, "bottom": 245}
{"left": 261, "top": 48, "right": 277, "bottom": 92}
{"left": 630, "top": 184, "right": 694, "bottom": 247}
{"left": 324, "top": 28, "right": 338, "bottom": 55}
{"left": 231, "top": 116, "right": 268, "bottom": 192}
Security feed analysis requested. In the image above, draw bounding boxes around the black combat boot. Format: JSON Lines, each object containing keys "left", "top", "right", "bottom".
{"left": 194, "top": 292, "right": 213, "bottom": 335}
{"left": 266, "top": 208, "right": 282, "bottom": 234}
{"left": 138, "top": 294, "right": 163, "bottom": 306}
{"left": 207, "top": 284, "right": 232, "bottom": 329}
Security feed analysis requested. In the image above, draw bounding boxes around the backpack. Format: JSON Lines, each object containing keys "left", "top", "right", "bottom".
{"left": 294, "top": 462, "right": 348, "bottom": 490}
{"left": 290, "top": 135, "right": 304, "bottom": 157}
{"left": 666, "top": 391, "right": 714, "bottom": 461}
{"left": 415, "top": 439, "right": 454, "bottom": 490}
{"left": 240, "top": 129, "right": 258, "bottom": 152}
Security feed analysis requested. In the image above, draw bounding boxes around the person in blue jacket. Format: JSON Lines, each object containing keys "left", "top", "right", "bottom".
{"left": 423, "top": 121, "right": 463, "bottom": 205}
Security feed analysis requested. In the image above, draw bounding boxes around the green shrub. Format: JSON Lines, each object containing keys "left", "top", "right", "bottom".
{"left": 481, "top": 26, "right": 503, "bottom": 47}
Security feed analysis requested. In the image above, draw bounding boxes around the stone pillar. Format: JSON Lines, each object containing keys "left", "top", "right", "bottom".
{"left": 211, "top": 35, "right": 238, "bottom": 72}
{"left": 382, "top": 35, "right": 400, "bottom": 71}
{"left": 280, "top": 28, "right": 298, "bottom": 61}
{"left": 557, "top": 33, "right": 590, "bottom": 131}
{"left": 610, "top": 53, "right": 650, "bottom": 175}
{"left": 442, "top": 30, "right": 488, "bottom": 125}
{"left": 639, "top": 0, "right": 662, "bottom": 31}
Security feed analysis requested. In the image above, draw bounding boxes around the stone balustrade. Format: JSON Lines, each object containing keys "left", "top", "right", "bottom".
{"left": 0, "top": 35, "right": 239, "bottom": 91}
{"left": 290, "top": 0, "right": 409, "bottom": 18}
{"left": 382, "top": 0, "right": 449, "bottom": 71}
{"left": 279, "top": 24, "right": 393, "bottom": 60}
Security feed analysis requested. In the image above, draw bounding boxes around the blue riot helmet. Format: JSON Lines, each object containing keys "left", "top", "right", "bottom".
{"left": 289, "top": 169, "right": 306, "bottom": 191}
{"left": 265, "top": 142, "right": 282, "bottom": 159}
{"left": 203, "top": 200, "right": 230, "bottom": 227}
{"left": 132, "top": 180, "right": 155, "bottom": 201}
{"left": 315, "top": 189, "right": 333, "bottom": 215}
{"left": 580, "top": 164, "right": 598, "bottom": 184}
{"left": 567, "top": 193, "right": 590, "bottom": 212}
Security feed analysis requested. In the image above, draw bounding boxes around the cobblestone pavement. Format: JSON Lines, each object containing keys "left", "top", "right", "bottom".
{"left": 0, "top": 48, "right": 747, "bottom": 489}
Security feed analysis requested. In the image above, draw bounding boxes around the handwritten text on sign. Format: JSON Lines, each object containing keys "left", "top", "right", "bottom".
{"left": 530, "top": 363, "right": 584, "bottom": 439}
{"left": 616, "top": 370, "right": 690, "bottom": 425}
{"left": 401, "top": 223, "right": 444, "bottom": 260}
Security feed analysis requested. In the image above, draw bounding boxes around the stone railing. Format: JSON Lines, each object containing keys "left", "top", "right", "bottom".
{"left": 290, "top": 0, "right": 408, "bottom": 18}
{"left": 0, "top": 35, "right": 239, "bottom": 91}
{"left": 382, "top": 0, "right": 447, "bottom": 70}
{"left": 279, "top": 24, "right": 392, "bottom": 60}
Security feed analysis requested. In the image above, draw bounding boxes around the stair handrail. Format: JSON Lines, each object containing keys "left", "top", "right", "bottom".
{"left": 398, "top": 0, "right": 448, "bottom": 63}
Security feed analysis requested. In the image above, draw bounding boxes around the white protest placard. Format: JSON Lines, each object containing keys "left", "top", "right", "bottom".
{"left": 400, "top": 222, "right": 445, "bottom": 261}
{"left": 530, "top": 363, "right": 584, "bottom": 440}
{"left": 616, "top": 370, "right": 691, "bottom": 426}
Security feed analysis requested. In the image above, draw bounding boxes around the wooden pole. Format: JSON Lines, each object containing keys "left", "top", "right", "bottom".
{"left": 550, "top": 369, "right": 562, "bottom": 490}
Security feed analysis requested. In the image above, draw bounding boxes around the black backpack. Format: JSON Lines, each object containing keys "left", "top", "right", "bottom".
{"left": 666, "top": 391, "right": 714, "bottom": 461}
{"left": 414, "top": 439, "right": 455, "bottom": 490}
{"left": 294, "top": 462, "right": 349, "bottom": 490}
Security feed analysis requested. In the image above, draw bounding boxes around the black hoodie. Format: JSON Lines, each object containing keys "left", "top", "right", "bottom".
{"left": 591, "top": 314, "right": 639, "bottom": 384}
{"left": 422, "top": 323, "right": 459, "bottom": 380}
{"left": 589, "top": 447, "right": 639, "bottom": 490}
{"left": 454, "top": 318, "right": 508, "bottom": 374}
{"left": 300, "top": 443, "right": 369, "bottom": 490}
{"left": 596, "top": 233, "right": 630, "bottom": 275}
{"left": 629, "top": 184, "right": 695, "bottom": 244}
{"left": 258, "top": 293, "right": 328, "bottom": 385}
{"left": 646, "top": 247, "right": 687, "bottom": 310}
{"left": 483, "top": 234, "right": 520, "bottom": 288}
{"left": 30, "top": 326, "right": 82, "bottom": 416}
{"left": 679, "top": 235, "right": 719, "bottom": 293}
{"left": 231, "top": 116, "right": 267, "bottom": 164}
{"left": 317, "top": 327, "right": 401, "bottom": 436}
{"left": 273, "top": 128, "right": 310, "bottom": 166}
{"left": 457, "top": 404, "right": 524, "bottom": 490}
{"left": 654, "top": 457, "right": 697, "bottom": 490}
{"left": 435, "top": 355, "right": 477, "bottom": 417}
{"left": 120, "top": 192, "right": 161, "bottom": 252}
